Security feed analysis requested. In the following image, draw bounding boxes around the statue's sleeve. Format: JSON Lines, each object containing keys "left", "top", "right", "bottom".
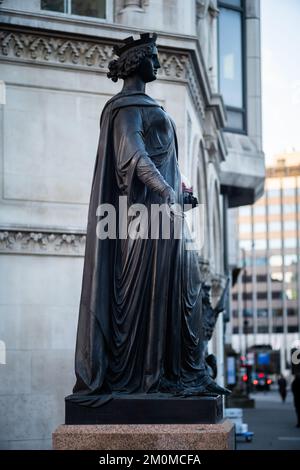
{"left": 113, "top": 106, "right": 171, "bottom": 197}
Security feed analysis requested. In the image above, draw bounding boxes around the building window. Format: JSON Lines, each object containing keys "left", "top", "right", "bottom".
{"left": 254, "top": 222, "right": 266, "bottom": 233}
{"left": 257, "top": 274, "right": 267, "bottom": 282}
{"left": 283, "top": 187, "right": 295, "bottom": 197}
{"left": 272, "top": 291, "right": 283, "bottom": 300}
{"left": 288, "top": 325, "right": 299, "bottom": 333}
{"left": 258, "top": 325, "right": 269, "bottom": 334}
{"left": 284, "top": 238, "right": 297, "bottom": 249}
{"left": 240, "top": 239, "right": 252, "bottom": 250}
{"left": 257, "top": 292, "right": 267, "bottom": 300}
{"left": 286, "top": 289, "right": 297, "bottom": 301}
{"left": 218, "top": 0, "right": 245, "bottom": 132}
{"left": 257, "top": 309, "right": 268, "bottom": 318}
{"left": 41, "top": 0, "right": 106, "bottom": 19}
{"left": 242, "top": 274, "right": 252, "bottom": 282}
{"left": 288, "top": 308, "right": 297, "bottom": 317}
{"left": 240, "top": 223, "right": 252, "bottom": 233}
{"left": 268, "top": 188, "right": 280, "bottom": 198}
{"left": 284, "top": 203, "right": 296, "bottom": 213}
{"left": 270, "top": 255, "right": 283, "bottom": 267}
{"left": 254, "top": 205, "right": 266, "bottom": 216}
{"left": 254, "top": 239, "right": 267, "bottom": 250}
{"left": 269, "top": 239, "right": 281, "bottom": 250}
{"left": 284, "top": 220, "right": 296, "bottom": 231}
{"left": 285, "top": 254, "right": 297, "bottom": 266}
{"left": 41, "top": 0, "right": 65, "bottom": 12}
{"left": 239, "top": 206, "right": 251, "bottom": 217}
{"left": 271, "top": 272, "right": 283, "bottom": 282}
{"left": 255, "top": 257, "right": 268, "bottom": 266}
{"left": 273, "top": 326, "right": 283, "bottom": 333}
{"left": 285, "top": 271, "right": 296, "bottom": 283}
{"left": 268, "top": 205, "right": 280, "bottom": 215}
{"left": 269, "top": 221, "right": 281, "bottom": 232}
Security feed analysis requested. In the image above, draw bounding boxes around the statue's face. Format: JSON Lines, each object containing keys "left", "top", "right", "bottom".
{"left": 137, "top": 46, "right": 161, "bottom": 83}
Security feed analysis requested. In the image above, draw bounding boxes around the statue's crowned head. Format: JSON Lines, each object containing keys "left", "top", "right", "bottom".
{"left": 107, "top": 32, "right": 159, "bottom": 83}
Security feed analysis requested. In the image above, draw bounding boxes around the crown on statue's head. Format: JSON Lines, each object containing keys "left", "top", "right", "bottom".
{"left": 113, "top": 32, "right": 158, "bottom": 57}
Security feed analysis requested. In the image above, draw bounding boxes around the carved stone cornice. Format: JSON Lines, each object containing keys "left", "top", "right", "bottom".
{"left": 0, "top": 29, "right": 187, "bottom": 78}
{"left": 158, "top": 52, "right": 188, "bottom": 80}
{"left": 0, "top": 28, "right": 206, "bottom": 119}
{"left": 0, "top": 30, "right": 115, "bottom": 69}
{"left": 0, "top": 230, "right": 86, "bottom": 256}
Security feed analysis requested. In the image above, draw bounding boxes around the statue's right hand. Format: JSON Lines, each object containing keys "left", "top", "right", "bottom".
{"left": 161, "top": 186, "right": 176, "bottom": 205}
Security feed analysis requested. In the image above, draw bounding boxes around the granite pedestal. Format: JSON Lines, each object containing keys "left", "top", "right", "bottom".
{"left": 53, "top": 394, "right": 235, "bottom": 450}
{"left": 53, "top": 420, "right": 235, "bottom": 450}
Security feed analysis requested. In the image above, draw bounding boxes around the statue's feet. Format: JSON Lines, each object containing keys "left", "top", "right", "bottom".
{"left": 203, "top": 377, "right": 231, "bottom": 396}
{"left": 176, "top": 374, "right": 231, "bottom": 397}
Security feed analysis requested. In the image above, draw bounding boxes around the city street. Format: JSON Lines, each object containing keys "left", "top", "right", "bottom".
{"left": 237, "top": 390, "right": 300, "bottom": 450}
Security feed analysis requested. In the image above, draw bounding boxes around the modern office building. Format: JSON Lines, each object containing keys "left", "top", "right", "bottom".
{"left": 231, "top": 152, "right": 300, "bottom": 372}
{"left": 0, "top": 1, "right": 264, "bottom": 448}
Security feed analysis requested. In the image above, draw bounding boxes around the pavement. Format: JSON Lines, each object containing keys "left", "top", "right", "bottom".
{"left": 235, "top": 390, "right": 300, "bottom": 450}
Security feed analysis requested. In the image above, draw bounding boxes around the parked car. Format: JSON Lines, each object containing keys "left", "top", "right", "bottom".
{"left": 252, "top": 372, "right": 272, "bottom": 391}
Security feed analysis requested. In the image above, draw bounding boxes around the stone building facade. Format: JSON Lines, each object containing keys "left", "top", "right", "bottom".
{"left": 0, "top": 0, "right": 264, "bottom": 448}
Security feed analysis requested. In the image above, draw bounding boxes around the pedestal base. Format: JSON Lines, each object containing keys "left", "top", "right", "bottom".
{"left": 53, "top": 420, "right": 235, "bottom": 450}
{"left": 65, "top": 394, "right": 223, "bottom": 425}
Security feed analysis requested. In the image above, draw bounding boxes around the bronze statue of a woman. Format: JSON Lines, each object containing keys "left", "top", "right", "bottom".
{"left": 69, "top": 32, "right": 230, "bottom": 406}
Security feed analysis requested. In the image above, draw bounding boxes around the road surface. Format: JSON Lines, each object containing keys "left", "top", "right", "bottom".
{"left": 235, "top": 390, "right": 300, "bottom": 450}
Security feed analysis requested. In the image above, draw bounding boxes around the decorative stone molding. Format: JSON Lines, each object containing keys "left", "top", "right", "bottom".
{"left": 0, "top": 31, "right": 115, "bottom": 69}
{"left": 0, "top": 30, "right": 190, "bottom": 77}
{"left": 158, "top": 52, "right": 188, "bottom": 80}
{"left": 0, "top": 230, "right": 86, "bottom": 256}
{"left": 185, "top": 61, "right": 206, "bottom": 119}
{"left": 0, "top": 29, "right": 206, "bottom": 119}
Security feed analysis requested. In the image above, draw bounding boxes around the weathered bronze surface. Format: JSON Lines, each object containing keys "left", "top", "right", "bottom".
{"left": 67, "top": 33, "right": 230, "bottom": 407}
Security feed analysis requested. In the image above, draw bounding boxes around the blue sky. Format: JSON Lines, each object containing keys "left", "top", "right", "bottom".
{"left": 261, "top": 0, "right": 300, "bottom": 163}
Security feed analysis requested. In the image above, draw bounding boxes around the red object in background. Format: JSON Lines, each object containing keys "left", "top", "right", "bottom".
{"left": 182, "top": 182, "right": 193, "bottom": 193}
{"left": 258, "top": 372, "right": 265, "bottom": 378}
{"left": 242, "top": 374, "right": 248, "bottom": 382}
{"left": 253, "top": 379, "right": 258, "bottom": 385}
{"left": 267, "top": 379, "right": 272, "bottom": 385}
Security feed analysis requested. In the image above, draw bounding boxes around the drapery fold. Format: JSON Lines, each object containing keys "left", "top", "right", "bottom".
{"left": 67, "top": 92, "right": 206, "bottom": 405}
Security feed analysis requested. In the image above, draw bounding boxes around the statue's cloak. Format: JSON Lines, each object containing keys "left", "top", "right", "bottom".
{"left": 68, "top": 92, "right": 204, "bottom": 405}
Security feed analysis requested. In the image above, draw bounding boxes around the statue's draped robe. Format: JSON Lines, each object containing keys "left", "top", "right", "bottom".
{"left": 70, "top": 92, "right": 206, "bottom": 403}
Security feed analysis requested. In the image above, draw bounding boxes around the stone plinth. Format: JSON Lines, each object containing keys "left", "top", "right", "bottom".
{"left": 65, "top": 394, "right": 223, "bottom": 425}
{"left": 53, "top": 420, "right": 235, "bottom": 450}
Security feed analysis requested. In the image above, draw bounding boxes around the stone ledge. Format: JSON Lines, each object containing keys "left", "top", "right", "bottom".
{"left": 52, "top": 420, "right": 235, "bottom": 450}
